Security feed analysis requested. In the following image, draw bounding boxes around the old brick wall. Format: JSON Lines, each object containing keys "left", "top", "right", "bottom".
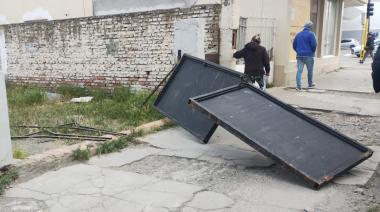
{"left": 3, "top": 5, "right": 221, "bottom": 89}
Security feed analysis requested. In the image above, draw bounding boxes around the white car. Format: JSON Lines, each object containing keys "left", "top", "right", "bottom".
{"left": 341, "top": 38, "right": 360, "bottom": 49}
{"left": 351, "top": 45, "right": 362, "bottom": 57}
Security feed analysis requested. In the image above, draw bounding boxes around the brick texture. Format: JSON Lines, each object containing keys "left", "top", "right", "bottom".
{"left": 4, "top": 5, "right": 221, "bottom": 89}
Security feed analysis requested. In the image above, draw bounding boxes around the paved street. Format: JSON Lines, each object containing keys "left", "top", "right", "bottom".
{"left": 1, "top": 53, "right": 380, "bottom": 212}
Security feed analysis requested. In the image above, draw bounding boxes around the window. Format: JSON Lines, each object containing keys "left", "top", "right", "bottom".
{"left": 232, "top": 29, "right": 238, "bottom": 49}
{"left": 323, "top": 0, "right": 340, "bottom": 56}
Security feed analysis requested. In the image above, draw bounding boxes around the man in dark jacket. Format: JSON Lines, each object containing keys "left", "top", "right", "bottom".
{"left": 361, "top": 33, "right": 375, "bottom": 63}
{"left": 293, "top": 21, "right": 317, "bottom": 91}
{"left": 233, "top": 34, "right": 270, "bottom": 90}
{"left": 372, "top": 47, "right": 380, "bottom": 93}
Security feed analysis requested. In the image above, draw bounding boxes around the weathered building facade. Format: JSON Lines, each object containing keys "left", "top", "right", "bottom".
{"left": 0, "top": 0, "right": 368, "bottom": 89}
{"left": 1, "top": 5, "right": 220, "bottom": 89}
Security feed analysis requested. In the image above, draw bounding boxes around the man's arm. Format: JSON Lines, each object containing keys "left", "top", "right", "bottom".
{"left": 310, "top": 33, "right": 317, "bottom": 53}
{"left": 292, "top": 35, "right": 298, "bottom": 51}
{"left": 233, "top": 48, "right": 245, "bottom": 59}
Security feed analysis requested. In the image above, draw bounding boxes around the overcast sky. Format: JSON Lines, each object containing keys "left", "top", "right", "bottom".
{"left": 342, "top": 3, "right": 380, "bottom": 31}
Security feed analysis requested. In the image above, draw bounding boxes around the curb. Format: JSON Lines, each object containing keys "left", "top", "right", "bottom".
{"left": 14, "top": 118, "right": 172, "bottom": 182}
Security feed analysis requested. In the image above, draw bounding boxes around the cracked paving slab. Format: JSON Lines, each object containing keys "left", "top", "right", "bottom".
{"left": 3, "top": 127, "right": 379, "bottom": 211}
{"left": 139, "top": 127, "right": 275, "bottom": 168}
{"left": 2, "top": 164, "right": 234, "bottom": 212}
{"left": 88, "top": 146, "right": 162, "bottom": 168}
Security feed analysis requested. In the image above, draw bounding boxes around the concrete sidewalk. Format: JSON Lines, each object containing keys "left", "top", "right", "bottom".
{"left": 268, "top": 88, "right": 380, "bottom": 116}
{"left": 268, "top": 54, "right": 380, "bottom": 117}
{"left": 314, "top": 53, "right": 374, "bottom": 93}
{"left": 2, "top": 127, "right": 380, "bottom": 212}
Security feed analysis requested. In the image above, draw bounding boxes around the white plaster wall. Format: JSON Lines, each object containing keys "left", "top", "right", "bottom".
{"left": 0, "top": 0, "right": 93, "bottom": 24}
{"left": 239, "top": 0, "right": 290, "bottom": 67}
{"left": 94, "top": 0, "right": 221, "bottom": 16}
{"left": 232, "top": 0, "right": 290, "bottom": 85}
{"left": 174, "top": 19, "right": 205, "bottom": 59}
{"left": 219, "top": 0, "right": 240, "bottom": 68}
{"left": 0, "top": 72, "right": 12, "bottom": 168}
{"left": 0, "top": 28, "right": 6, "bottom": 73}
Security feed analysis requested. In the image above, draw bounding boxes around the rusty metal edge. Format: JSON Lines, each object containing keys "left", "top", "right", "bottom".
{"left": 188, "top": 83, "right": 373, "bottom": 189}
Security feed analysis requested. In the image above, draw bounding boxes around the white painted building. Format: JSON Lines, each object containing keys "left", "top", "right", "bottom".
{"left": 0, "top": 0, "right": 93, "bottom": 24}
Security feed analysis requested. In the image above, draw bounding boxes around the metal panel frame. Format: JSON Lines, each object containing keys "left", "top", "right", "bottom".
{"left": 189, "top": 83, "right": 373, "bottom": 189}
{"left": 154, "top": 54, "right": 243, "bottom": 143}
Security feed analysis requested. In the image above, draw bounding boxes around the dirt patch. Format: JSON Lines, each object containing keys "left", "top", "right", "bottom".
{"left": 306, "top": 111, "right": 380, "bottom": 146}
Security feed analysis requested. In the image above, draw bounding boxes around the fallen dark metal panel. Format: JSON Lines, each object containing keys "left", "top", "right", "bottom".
{"left": 189, "top": 83, "right": 373, "bottom": 188}
{"left": 154, "top": 54, "right": 242, "bottom": 142}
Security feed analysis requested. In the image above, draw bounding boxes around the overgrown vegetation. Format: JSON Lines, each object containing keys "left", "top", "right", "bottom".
{"left": 7, "top": 84, "right": 163, "bottom": 136}
{"left": 368, "top": 205, "right": 380, "bottom": 212}
{"left": 7, "top": 86, "right": 45, "bottom": 107}
{"left": 72, "top": 147, "right": 91, "bottom": 161}
{"left": 71, "top": 133, "right": 140, "bottom": 161}
{"left": 0, "top": 168, "right": 19, "bottom": 195}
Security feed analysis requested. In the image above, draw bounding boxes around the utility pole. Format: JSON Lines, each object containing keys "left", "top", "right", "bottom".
{"left": 360, "top": 0, "right": 375, "bottom": 63}
{"left": 0, "top": 72, "right": 13, "bottom": 168}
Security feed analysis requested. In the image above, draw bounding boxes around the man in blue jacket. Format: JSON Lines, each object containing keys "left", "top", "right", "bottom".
{"left": 293, "top": 21, "right": 317, "bottom": 91}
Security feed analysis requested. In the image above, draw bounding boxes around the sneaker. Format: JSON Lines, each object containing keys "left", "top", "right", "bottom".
{"left": 296, "top": 87, "right": 302, "bottom": 91}
{"left": 308, "top": 83, "right": 316, "bottom": 88}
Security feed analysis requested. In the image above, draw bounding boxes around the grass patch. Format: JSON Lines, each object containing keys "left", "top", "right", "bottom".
{"left": 7, "top": 86, "right": 46, "bottom": 107}
{"left": 13, "top": 148, "right": 28, "bottom": 159}
{"left": 368, "top": 205, "right": 380, "bottom": 212}
{"left": 72, "top": 147, "right": 91, "bottom": 161}
{"left": 0, "top": 168, "right": 19, "bottom": 195}
{"left": 7, "top": 84, "right": 163, "bottom": 136}
{"left": 96, "top": 135, "right": 137, "bottom": 155}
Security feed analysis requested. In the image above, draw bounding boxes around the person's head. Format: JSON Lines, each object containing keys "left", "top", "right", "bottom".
{"left": 304, "top": 21, "right": 313, "bottom": 30}
{"left": 251, "top": 34, "right": 261, "bottom": 44}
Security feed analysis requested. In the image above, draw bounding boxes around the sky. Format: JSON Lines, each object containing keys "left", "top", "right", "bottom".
{"left": 342, "top": 3, "right": 380, "bottom": 31}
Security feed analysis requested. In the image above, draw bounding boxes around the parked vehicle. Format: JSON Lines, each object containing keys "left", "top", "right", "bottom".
{"left": 351, "top": 45, "right": 361, "bottom": 57}
{"left": 341, "top": 38, "right": 360, "bottom": 49}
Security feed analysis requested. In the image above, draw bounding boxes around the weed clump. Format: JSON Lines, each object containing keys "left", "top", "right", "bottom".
{"left": 96, "top": 135, "right": 137, "bottom": 155}
{"left": 13, "top": 148, "right": 28, "bottom": 159}
{"left": 0, "top": 168, "right": 18, "bottom": 195}
{"left": 72, "top": 147, "right": 91, "bottom": 161}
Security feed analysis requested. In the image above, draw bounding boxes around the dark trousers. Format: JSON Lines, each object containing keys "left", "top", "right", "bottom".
{"left": 248, "top": 75, "right": 265, "bottom": 90}
{"left": 373, "top": 72, "right": 380, "bottom": 93}
{"left": 362, "top": 49, "right": 374, "bottom": 63}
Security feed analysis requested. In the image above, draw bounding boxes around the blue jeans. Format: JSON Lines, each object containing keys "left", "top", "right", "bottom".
{"left": 296, "top": 57, "right": 314, "bottom": 89}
